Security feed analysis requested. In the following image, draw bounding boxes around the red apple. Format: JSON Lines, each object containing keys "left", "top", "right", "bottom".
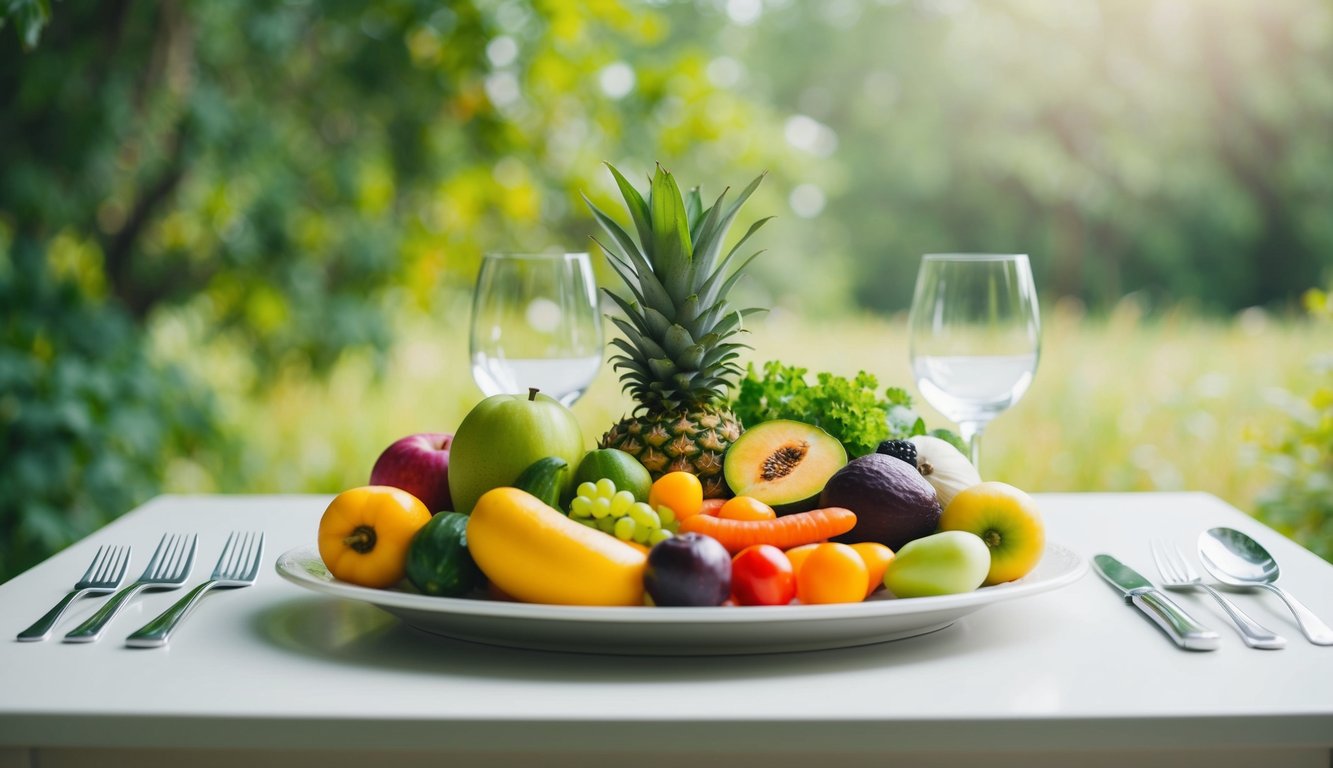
{"left": 369, "top": 433, "right": 454, "bottom": 513}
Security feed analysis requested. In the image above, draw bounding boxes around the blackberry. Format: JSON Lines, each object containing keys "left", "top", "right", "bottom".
{"left": 875, "top": 438, "right": 918, "bottom": 467}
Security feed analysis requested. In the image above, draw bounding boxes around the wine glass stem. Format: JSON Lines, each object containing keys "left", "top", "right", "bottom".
{"left": 958, "top": 421, "right": 985, "bottom": 474}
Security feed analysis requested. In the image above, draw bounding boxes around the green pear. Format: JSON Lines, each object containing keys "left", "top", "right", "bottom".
{"left": 882, "top": 530, "right": 991, "bottom": 598}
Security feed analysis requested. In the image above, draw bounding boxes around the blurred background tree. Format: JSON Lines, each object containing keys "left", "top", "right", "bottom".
{"left": 0, "top": 0, "right": 789, "bottom": 579}
{"left": 3, "top": 0, "right": 1331, "bottom": 580}
{"left": 1255, "top": 287, "right": 1333, "bottom": 560}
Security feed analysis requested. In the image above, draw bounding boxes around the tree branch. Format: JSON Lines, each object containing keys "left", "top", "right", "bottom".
{"left": 101, "top": 120, "right": 191, "bottom": 320}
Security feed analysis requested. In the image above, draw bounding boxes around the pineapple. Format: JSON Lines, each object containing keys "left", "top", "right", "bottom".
{"left": 584, "top": 163, "right": 770, "bottom": 497}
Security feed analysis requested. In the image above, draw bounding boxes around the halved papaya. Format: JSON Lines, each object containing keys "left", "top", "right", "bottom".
{"left": 723, "top": 420, "right": 848, "bottom": 514}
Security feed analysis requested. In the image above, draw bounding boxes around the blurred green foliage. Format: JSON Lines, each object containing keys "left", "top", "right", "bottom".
{"left": 0, "top": 0, "right": 772, "bottom": 580}
{"left": 0, "top": 231, "right": 225, "bottom": 578}
{"left": 0, "top": 0, "right": 49, "bottom": 49}
{"left": 1255, "top": 288, "right": 1333, "bottom": 562}
{"left": 3, "top": 1, "right": 1333, "bottom": 579}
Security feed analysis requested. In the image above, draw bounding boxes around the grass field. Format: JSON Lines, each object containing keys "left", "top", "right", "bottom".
{"left": 164, "top": 298, "right": 1326, "bottom": 533}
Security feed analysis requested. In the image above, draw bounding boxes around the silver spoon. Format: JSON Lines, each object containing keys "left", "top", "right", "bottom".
{"left": 1198, "top": 527, "right": 1333, "bottom": 646}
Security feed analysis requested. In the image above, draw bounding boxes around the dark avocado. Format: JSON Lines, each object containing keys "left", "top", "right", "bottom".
{"left": 819, "top": 453, "right": 941, "bottom": 550}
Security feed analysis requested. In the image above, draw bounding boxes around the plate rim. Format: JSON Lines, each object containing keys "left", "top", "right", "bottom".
{"left": 275, "top": 540, "right": 1087, "bottom": 624}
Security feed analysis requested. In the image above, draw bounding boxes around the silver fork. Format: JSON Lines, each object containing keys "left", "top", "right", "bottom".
{"left": 17, "top": 545, "right": 131, "bottom": 641}
{"left": 64, "top": 533, "right": 197, "bottom": 643}
{"left": 1150, "top": 538, "right": 1286, "bottom": 650}
{"left": 125, "top": 531, "right": 264, "bottom": 648}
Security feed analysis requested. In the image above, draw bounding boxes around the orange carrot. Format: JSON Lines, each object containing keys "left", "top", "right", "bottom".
{"left": 679, "top": 507, "right": 857, "bottom": 554}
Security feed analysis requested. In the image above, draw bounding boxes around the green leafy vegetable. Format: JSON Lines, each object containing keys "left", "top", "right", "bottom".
{"left": 731, "top": 361, "right": 956, "bottom": 457}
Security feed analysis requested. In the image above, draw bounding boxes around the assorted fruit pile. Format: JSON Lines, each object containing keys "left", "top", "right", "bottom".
{"left": 315, "top": 163, "right": 1048, "bottom": 608}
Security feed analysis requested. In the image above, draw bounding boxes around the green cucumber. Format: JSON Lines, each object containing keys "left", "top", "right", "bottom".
{"left": 512, "top": 456, "right": 569, "bottom": 509}
{"left": 405, "top": 511, "right": 483, "bottom": 597}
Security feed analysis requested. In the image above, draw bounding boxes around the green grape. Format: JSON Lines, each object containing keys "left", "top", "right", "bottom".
{"left": 656, "top": 504, "right": 676, "bottom": 528}
{"left": 628, "top": 502, "right": 660, "bottom": 530}
{"left": 632, "top": 523, "right": 652, "bottom": 544}
{"left": 568, "top": 475, "right": 679, "bottom": 539}
{"left": 610, "top": 490, "right": 634, "bottom": 516}
{"left": 570, "top": 496, "right": 593, "bottom": 518}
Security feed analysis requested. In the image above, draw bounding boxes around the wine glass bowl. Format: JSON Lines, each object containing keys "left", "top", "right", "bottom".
{"left": 907, "top": 254, "right": 1041, "bottom": 470}
{"left": 469, "top": 252, "right": 603, "bottom": 406}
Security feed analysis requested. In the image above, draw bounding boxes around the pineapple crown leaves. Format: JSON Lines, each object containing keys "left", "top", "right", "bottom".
{"left": 583, "top": 162, "right": 771, "bottom": 409}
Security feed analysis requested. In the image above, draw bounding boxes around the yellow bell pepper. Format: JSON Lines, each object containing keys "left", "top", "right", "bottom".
{"left": 467, "top": 487, "right": 647, "bottom": 606}
{"left": 317, "top": 485, "right": 431, "bottom": 589}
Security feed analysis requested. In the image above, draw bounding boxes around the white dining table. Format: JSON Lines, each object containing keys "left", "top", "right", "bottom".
{"left": 0, "top": 491, "right": 1330, "bottom": 768}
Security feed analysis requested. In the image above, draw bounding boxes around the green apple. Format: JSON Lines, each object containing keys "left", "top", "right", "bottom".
{"left": 882, "top": 530, "right": 991, "bottom": 598}
{"left": 448, "top": 388, "right": 585, "bottom": 515}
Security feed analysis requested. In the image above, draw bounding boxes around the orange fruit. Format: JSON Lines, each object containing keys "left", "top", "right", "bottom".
{"left": 850, "top": 542, "right": 895, "bottom": 597}
{"left": 785, "top": 543, "right": 819, "bottom": 575}
{"left": 795, "top": 543, "right": 869, "bottom": 605}
{"left": 718, "top": 496, "right": 777, "bottom": 522}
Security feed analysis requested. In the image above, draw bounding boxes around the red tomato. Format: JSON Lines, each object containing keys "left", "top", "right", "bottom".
{"left": 730, "top": 544, "right": 796, "bottom": 606}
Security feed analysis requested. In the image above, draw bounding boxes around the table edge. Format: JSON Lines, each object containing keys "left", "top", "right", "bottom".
{"left": 1, "top": 713, "right": 1330, "bottom": 752}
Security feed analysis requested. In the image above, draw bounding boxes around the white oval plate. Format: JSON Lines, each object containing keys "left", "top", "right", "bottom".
{"left": 275, "top": 542, "right": 1086, "bottom": 655}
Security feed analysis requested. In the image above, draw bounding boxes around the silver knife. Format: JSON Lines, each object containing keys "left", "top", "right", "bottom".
{"left": 1093, "top": 554, "right": 1220, "bottom": 651}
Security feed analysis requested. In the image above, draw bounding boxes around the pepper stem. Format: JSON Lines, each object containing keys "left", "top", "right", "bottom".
{"left": 345, "top": 525, "right": 377, "bottom": 554}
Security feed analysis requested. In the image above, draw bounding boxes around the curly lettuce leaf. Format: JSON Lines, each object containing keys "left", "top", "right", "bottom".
{"left": 731, "top": 361, "right": 956, "bottom": 457}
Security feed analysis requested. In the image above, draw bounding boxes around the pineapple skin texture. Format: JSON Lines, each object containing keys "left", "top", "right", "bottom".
{"left": 600, "top": 407, "right": 743, "bottom": 498}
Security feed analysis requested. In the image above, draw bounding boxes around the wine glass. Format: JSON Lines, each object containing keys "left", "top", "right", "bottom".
{"left": 469, "top": 252, "right": 603, "bottom": 406}
{"left": 907, "top": 253, "right": 1041, "bottom": 472}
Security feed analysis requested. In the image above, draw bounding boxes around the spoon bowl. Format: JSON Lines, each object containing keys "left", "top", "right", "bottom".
{"left": 1197, "top": 527, "right": 1280, "bottom": 587}
{"left": 1198, "top": 527, "right": 1333, "bottom": 646}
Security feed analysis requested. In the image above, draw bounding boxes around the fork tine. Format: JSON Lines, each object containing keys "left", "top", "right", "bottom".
{"left": 243, "top": 533, "right": 265, "bottom": 580}
{"left": 80, "top": 546, "right": 107, "bottom": 582}
{"left": 163, "top": 536, "right": 181, "bottom": 577}
{"left": 178, "top": 534, "right": 198, "bottom": 578}
{"left": 231, "top": 532, "right": 253, "bottom": 578}
{"left": 165, "top": 535, "right": 190, "bottom": 578}
{"left": 152, "top": 535, "right": 176, "bottom": 578}
{"left": 217, "top": 531, "right": 239, "bottom": 577}
{"left": 175, "top": 535, "right": 191, "bottom": 575}
{"left": 1166, "top": 541, "right": 1194, "bottom": 581}
{"left": 231, "top": 532, "right": 251, "bottom": 576}
{"left": 1149, "top": 539, "right": 1172, "bottom": 582}
{"left": 91, "top": 547, "right": 116, "bottom": 583}
{"left": 109, "top": 547, "right": 130, "bottom": 583}
{"left": 142, "top": 534, "right": 171, "bottom": 577}
{"left": 1163, "top": 540, "right": 1182, "bottom": 582}
{"left": 1158, "top": 539, "right": 1185, "bottom": 583}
